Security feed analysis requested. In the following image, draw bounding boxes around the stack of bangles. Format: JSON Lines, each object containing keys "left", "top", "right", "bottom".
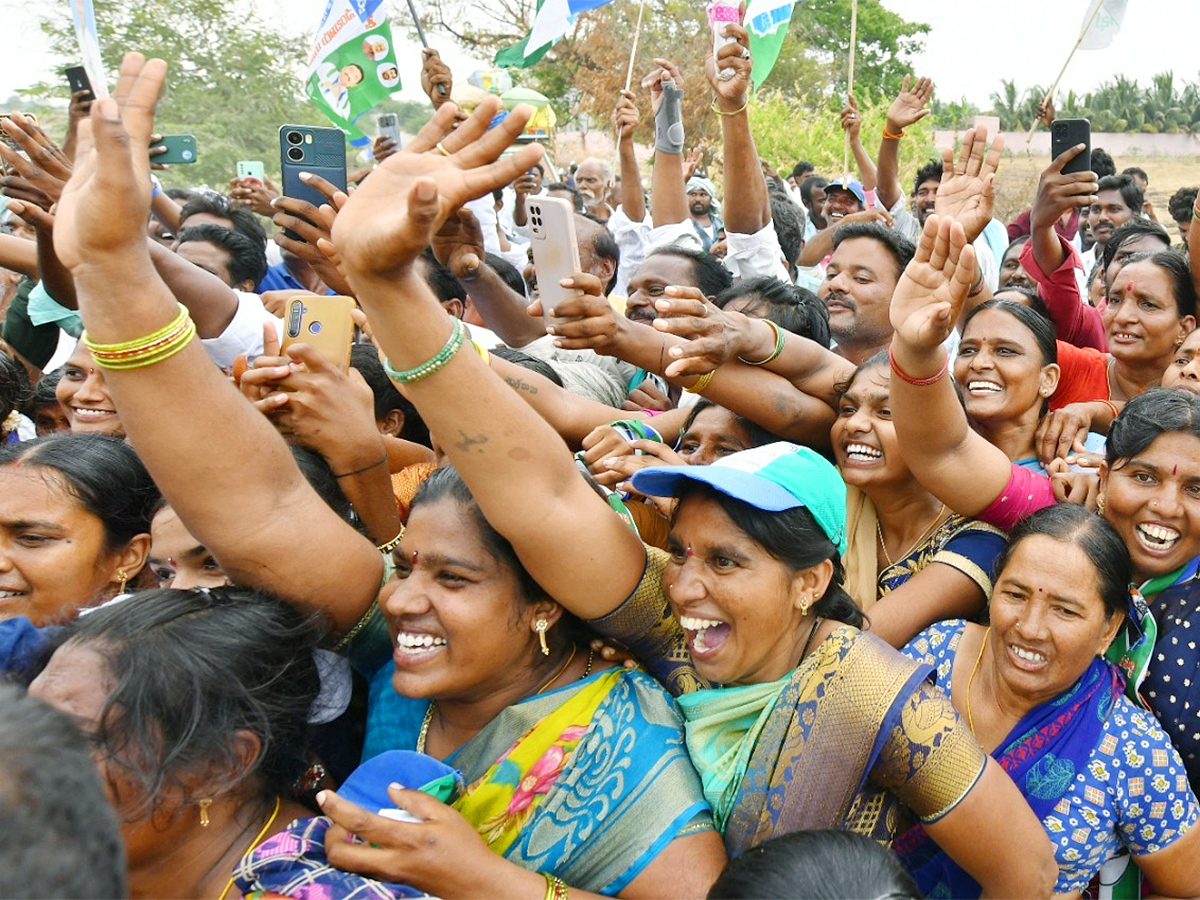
{"left": 685, "top": 370, "right": 715, "bottom": 394}
{"left": 82, "top": 304, "right": 197, "bottom": 370}
{"left": 541, "top": 872, "right": 569, "bottom": 900}
{"left": 738, "top": 319, "right": 785, "bottom": 366}
{"left": 888, "top": 345, "right": 948, "bottom": 386}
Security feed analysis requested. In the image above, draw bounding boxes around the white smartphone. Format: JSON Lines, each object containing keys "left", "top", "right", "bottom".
{"left": 526, "top": 196, "right": 583, "bottom": 328}
{"left": 377, "top": 112, "right": 401, "bottom": 146}
{"left": 236, "top": 160, "right": 265, "bottom": 186}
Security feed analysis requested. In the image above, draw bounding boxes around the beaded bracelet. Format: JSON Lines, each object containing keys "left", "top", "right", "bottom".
{"left": 541, "top": 872, "right": 569, "bottom": 900}
{"left": 684, "top": 370, "right": 716, "bottom": 393}
{"left": 888, "top": 345, "right": 948, "bottom": 387}
{"left": 382, "top": 319, "right": 466, "bottom": 384}
{"left": 738, "top": 319, "right": 785, "bottom": 365}
{"left": 83, "top": 304, "right": 197, "bottom": 370}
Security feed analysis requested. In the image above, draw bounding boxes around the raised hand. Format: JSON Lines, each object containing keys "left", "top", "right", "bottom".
{"left": 230, "top": 174, "right": 280, "bottom": 217}
{"left": 705, "top": 24, "right": 751, "bottom": 108}
{"left": 373, "top": 134, "right": 399, "bottom": 163}
{"left": 840, "top": 94, "right": 861, "bottom": 142}
{"left": 889, "top": 214, "right": 977, "bottom": 354}
{"left": 330, "top": 96, "right": 542, "bottom": 284}
{"left": 683, "top": 146, "right": 703, "bottom": 180}
{"left": 935, "top": 126, "right": 1004, "bottom": 245}
{"left": 52, "top": 53, "right": 167, "bottom": 272}
{"left": 642, "top": 57, "right": 684, "bottom": 115}
{"left": 0, "top": 112, "right": 73, "bottom": 205}
{"left": 271, "top": 190, "right": 353, "bottom": 296}
{"left": 612, "top": 89, "right": 639, "bottom": 145}
{"left": 887, "top": 75, "right": 933, "bottom": 133}
{"left": 1031, "top": 144, "right": 1098, "bottom": 230}
{"left": 420, "top": 49, "right": 453, "bottom": 106}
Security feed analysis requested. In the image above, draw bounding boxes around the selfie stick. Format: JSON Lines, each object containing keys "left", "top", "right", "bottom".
{"left": 615, "top": 0, "right": 648, "bottom": 146}
{"left": 1026, "top": 0, "right": 1105, "bottom": 142}
{"left": 405, "top": 0, "right": 449, "bottom": 99}
{"left": 843, "top": 0, "right": 857, "bottom": 179}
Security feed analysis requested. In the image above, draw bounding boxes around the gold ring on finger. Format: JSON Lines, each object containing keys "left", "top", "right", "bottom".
{"left": 435, "top": 142, "right": 452, "bottom": 157}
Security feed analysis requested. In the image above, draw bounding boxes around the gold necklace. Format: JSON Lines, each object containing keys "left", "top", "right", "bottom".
{"left": 417, "top": 645, "right": 584, "bottom": 754}
{"left": 877, "top": 503, "right": 946, "bottom": 568}
{"left": 965, "top": 626, "right": 991, "bottom": 735}
{"left": 217, "top": 795, "right": 282, "bottom": 900}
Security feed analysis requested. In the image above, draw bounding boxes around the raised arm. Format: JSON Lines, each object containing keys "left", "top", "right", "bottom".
{"left": 645, "top": 58, "right": 688, "bottom": 226}
{"left": 876, "top": 76, "right": 933, "bottom": 211}
{"left": 52, "top": 53, "right": 382, "bottom": 631}
{"left": 612, "top": 90, "right": 646, "bottom": 224}
{"left": 709, "top": 26, "right": 768, "bottom": 235}
{"left": 888, "top": 215, "right": 1015, "bottom": 516}
{"left": 840, "top": 94, "right": 876, "bottom": 190}
{"left": 330, "top": 98, "right": 647, "bottom": 620}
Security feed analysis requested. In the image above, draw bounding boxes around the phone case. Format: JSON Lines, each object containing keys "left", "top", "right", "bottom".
{"left": 1051, "top": 119, "right": 1091, "bottom": 176}
{"left": 377, "top": 113, "right": 401, "bottom": 145}
{"left": 236, "top": 160, "right": 265, "bottom": 186}
{"left": 279, "top": 125, "right": 347, "bottom": 240}
{"left": 65, "top": 66, "right": 94, "bottom": 99}
{"left": 152, "top": 135, "right": 197, "bottom": 165}
{"left": 526, "top": 197, "right": 583, "bottom": 327}
{"left": 281, "top": 295, "right": 355, "bottom": 372}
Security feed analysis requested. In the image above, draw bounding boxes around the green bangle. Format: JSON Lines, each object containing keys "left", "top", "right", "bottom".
{"left": 738, "top": 319, "right": 785, "bottom": 366}
{"left": 383, "top": 319, "right": 466, "bottom": 384}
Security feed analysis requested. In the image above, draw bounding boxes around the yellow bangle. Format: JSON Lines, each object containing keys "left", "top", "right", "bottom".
{"left": 83, "top": 304, "right": 197, "bottom": 370}
{"left": 711, "top": 97, "right": 749, "bottom": 117}
{"left": 685, "top": 370, "right": 716, "bottom": 393}
{"left": 738, "top": 319, "right": 785, "bottom": 365}
{"left": 541, "top": 873, "right": 569, "bottom": 900}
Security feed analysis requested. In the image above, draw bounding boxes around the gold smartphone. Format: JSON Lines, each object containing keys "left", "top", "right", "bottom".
{"left": 281, "top": 295, "right": 355, "bottom": 372}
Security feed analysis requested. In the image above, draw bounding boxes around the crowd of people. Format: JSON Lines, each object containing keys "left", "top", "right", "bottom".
{"left": 0, "top": 22, "right": 1198, "bottom": 900}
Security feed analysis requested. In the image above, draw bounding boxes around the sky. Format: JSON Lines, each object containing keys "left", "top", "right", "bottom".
{"left": 0, "top": 0, "right": 1196, "bottom": 110}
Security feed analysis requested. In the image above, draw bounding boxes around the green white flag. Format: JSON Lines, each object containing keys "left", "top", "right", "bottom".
{"left": 744, "top": 0, "right": 803, "bottom": 90}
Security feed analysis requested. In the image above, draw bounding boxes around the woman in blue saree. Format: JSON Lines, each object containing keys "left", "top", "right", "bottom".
{"left": 898, "top": 504, "right": 1200, "bottom": 898}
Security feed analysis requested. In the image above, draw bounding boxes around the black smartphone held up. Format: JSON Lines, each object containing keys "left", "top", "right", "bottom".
{"left": 65, "top": 65, "right": 95, "bottom": 102}
{"left": 1051, "top": 118, "right": 1091, "bottom": 176}
{"left": 279, "top": 125, "right": 347, "bottom": 240}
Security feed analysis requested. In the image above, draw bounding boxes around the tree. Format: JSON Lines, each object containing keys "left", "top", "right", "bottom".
{"left": 26, "top": 0, "right": 329, "bottom": 189}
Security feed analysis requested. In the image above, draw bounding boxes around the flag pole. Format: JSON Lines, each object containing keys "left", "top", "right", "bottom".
{"left": 843, "top": 0, "right": 858, "bottom": 179}
{"left": 405, "top": 0, "right": 448, "bottom": 98}
{"left": 1025, "top": 0, "right": 1106, "bottom": 142}
{"left": 615, "top": 0, "right": 648, "bottom": 146}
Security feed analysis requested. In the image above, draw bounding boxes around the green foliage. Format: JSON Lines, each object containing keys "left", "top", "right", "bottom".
{"left": 746, "top": 90, "right": 936, "bottom": 189}
{"left": 931, "top": 96, "right": 981, "bottom": 131}
{"left": 990, "top": 71, "right": 1200, "bottom": 134}
{"left": 26, "top": 0, "right": 331, "bottom": 189}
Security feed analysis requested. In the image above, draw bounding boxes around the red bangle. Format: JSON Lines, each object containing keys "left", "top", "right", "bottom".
{"left": 1100, "top": 399, "right": 1119, "bottom": 420}
{"left": 889, "top": 345, "right": 948, "bottom": 386}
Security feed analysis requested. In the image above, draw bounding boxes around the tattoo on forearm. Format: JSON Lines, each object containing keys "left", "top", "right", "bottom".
{"left": 454, "top": 429, "right": 489, "bottom": 452}
{"left": 503, "top": 375, "right": 539, "bottom": 395}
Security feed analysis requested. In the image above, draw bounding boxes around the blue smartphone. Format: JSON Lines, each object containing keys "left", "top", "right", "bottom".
{"left": 278, "top": 125, "right": 347, "bottom": 239}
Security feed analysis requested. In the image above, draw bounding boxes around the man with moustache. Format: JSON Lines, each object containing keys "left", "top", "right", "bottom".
{"left": 686, "top": 176, "right": 723, "bottom": 252}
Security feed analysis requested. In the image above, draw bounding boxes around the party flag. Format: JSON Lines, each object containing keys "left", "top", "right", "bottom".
{"left": 1079, "top": 0, "right": 1128, "bottom": 51}
{"left": 495, "top": 0, "right": 616, "bottom": 68}
{"left": 744, "top": 0, "right": 806, "bottom": 89}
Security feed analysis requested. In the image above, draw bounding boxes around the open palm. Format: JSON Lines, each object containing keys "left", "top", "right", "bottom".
{"left": 935, "top": 127, "right": 1004, "bottom": 245}
{"left": 890, "top": 215, "right": 976, "bottom": 353}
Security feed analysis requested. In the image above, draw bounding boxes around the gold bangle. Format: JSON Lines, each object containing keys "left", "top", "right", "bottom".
{"left": 541, "top": 873, "right": 568, "bottom": 900}
{"left": 685, "top": 370, "right": 716, "bottom": 393}
{"left": 711, "top": 97, "right": 749, "bottom": 117}
{"left": 376, "top": 529, "right": 404, "bottom": 554}
{"left": 738, "top": 319, "right": 785, "bottom": 365}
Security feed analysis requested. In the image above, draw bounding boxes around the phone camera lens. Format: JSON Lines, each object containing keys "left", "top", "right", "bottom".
{"left": 287, "top": 147, "right": 304, "bottom": 162}
{"left": 286, "top": 131, "right": 303, "bottom": 145}
{"left": 308, "top": 321, "right": 323, "bottom": 335}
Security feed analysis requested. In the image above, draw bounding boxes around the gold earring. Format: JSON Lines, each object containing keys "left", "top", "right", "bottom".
{"left": 534, "top": 618, "right": 550, "bottom": 656}
{"left": 198, "top": 798, "right": 212, "bottom": 828}
{"left": 1097, "top": 494, "right": 1106, "bottom": 514}
{"left": 117, "top": 569, "right": 128, "bottom": 594}
{"left": 799, "top": 596, "right": 812, "bottom": 617}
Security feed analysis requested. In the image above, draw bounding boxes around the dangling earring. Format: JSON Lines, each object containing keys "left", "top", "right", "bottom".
{"left": 1097, "top": 494, "right": 1106, "bottom": 514}
{"left": 198, "top": 797, "right": 212, "bottom": 828}
{"left": 117, "top": 569, "right": 128, "bottom": 595}
{"left": 534, "top": 618, "right": 550, "bottom": 656}
{"left": 799, "top": 596, "right": 812, "bottom": 617}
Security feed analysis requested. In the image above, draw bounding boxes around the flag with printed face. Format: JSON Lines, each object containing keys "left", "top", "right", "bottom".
{"left": 495, "top": 0, "right": 616, "bottom": 68}
{"left": 744, "top": 0, "right": 805, "bottom": 89}
{"left": 1079, "top": 0, "right": 1128, "bottom": 50}
{"left": 69, "top": 0, "right": 108, "bottom": 98}
{"left": 305, "top": 0, "right": 400, "bottom": 142}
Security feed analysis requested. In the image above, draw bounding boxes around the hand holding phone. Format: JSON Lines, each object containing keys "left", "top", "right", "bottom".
{"left": 150, "top": 135, "right": 198, "bottom": 165}
{"left": 1051, "top": 119, "right": 1091, "bottom": 176}
{"left": 279, "top": 125, "right": 347, "bottom": 241}
{"left": 65, "top": 66, "right": 95, "bottom": 103}
{"left": 526, "top": 196, "right": 583, "bottom": 328}
{"left": 281, "top": 295, "right": 355, "bottom": 372}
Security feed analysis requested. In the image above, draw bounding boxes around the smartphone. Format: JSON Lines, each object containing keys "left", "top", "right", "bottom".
{"left": 1051, "top": 118, "right": 1091, "bottom": 176}
{"left": 377, "top": 113, "right": 401, "bottom": 146}
{"left": 279, "top": 124, "right": 347, "bottom": 240}
{"left": 281, "top": 295, "right": 356, "bottom": 373}
{"left": 151, "top": 135, "right": 198, "bottom": 165}
{"left": 527, "top": 196, "right": 583, "bottom": 327}
{"left": 65, "top": 66, "right": 95, "bottom": 102}
{"left": 236, "top": 160, "right": 265, "bottom": 187}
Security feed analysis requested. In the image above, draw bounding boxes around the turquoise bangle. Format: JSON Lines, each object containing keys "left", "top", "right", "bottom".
{"left": 382, "top": 319, "right": 466, "bottom": 384}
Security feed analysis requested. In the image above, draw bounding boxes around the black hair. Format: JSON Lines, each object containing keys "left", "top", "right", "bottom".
{"left": 1117, "top": 249, "right": 1199, "bottom": 319}
{"left": 715, "top": 276, "right": 831, "bottom": 347}
{"left": 484, "top": 251, "right": 529, "bottom": 297}
{"left": 1090, "top": 147, "right": 1116, "bottom": 178}
{"left": 420, "top": 248, "right": 467, "bottom": 305}
{"left": 679, "top": 399, "right": 780, "bottom": 452}
{"left": 912, "top": 157, "right": 943, "bottom": 196}
{"left": 1121, "top": 166, "right": 1148, "bottom": 185}
{"left": 410, "top": 466, "right": 549, "bottom": 606}
{"left": 960, "top": 299, "right": 1058, "bottom": 366}
{"left": 835, "top": 348, "right": 889, "bottom": 402}
{"left": 0, "top": 434, "right": 159, "bottom": 551}
{"left": 289, "top": 445, "right": 357, "bottom": 528}
{"left": 798, "top": 175, "right": 829, "bottom": 209}
{"left": 490, "top": 346, "right": 565, "bottom": 387}
{"left": 830, "top": 222, "right": 916, "bottom": 282}
{"left": 544, "top": 182, "right": 584, "bottom": 213}
{"left": 994, "top": 504, "right": 1130, "bottom": 620}
{"left": 790, "top": 162, "right": 815, "bottom": 180}
{"left": 689, "top": 487, "right": 863, "bottom": 629}
{"left": 0, "top": 350, "right": 30, "bottom": 422}
{"left": 766, "top": 185, "right": 804, "bottom": 276}
{"left": 0, "top": 683, "right": 126, "bottom": 899}
{"left": 178, "top": 192, "right": 268, "bottom": 249}
{"left": 991, "top": 283, "right": 1052, "bottom": 320}
{"left": 1108, "top": 388, "right": 1200, "bottom": 470}
{"left": 1100, "top": 219, "right": 1171, "bottom": 274}
{"left": 349, "top": 343, "right": 431, "bottom": 447}
{"left": 648, "top": 245, "right": 734, "bottom": 298}
{"left": 1002, "top": 234, "right": 1030, "bottom": 261}
{"left": 176, "top": 223, "right": 269, "bottom": 288}
{"left": 708, "top": 829, "right": 920, "bottom": 900}
{"left": 1168, "top": 187, "right": 1198, "bottom": 224}
{"left": 46, "top": 587, "right": 322, "bottom": 818}
{"left": 31, "top": 368, "right": 63, "bottom": 410}
{"left": 1095, "top": 174, "right": 1144, "bottom": 217}
{"left": 165, "top": 187, "right": 195, "bottom": 203}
